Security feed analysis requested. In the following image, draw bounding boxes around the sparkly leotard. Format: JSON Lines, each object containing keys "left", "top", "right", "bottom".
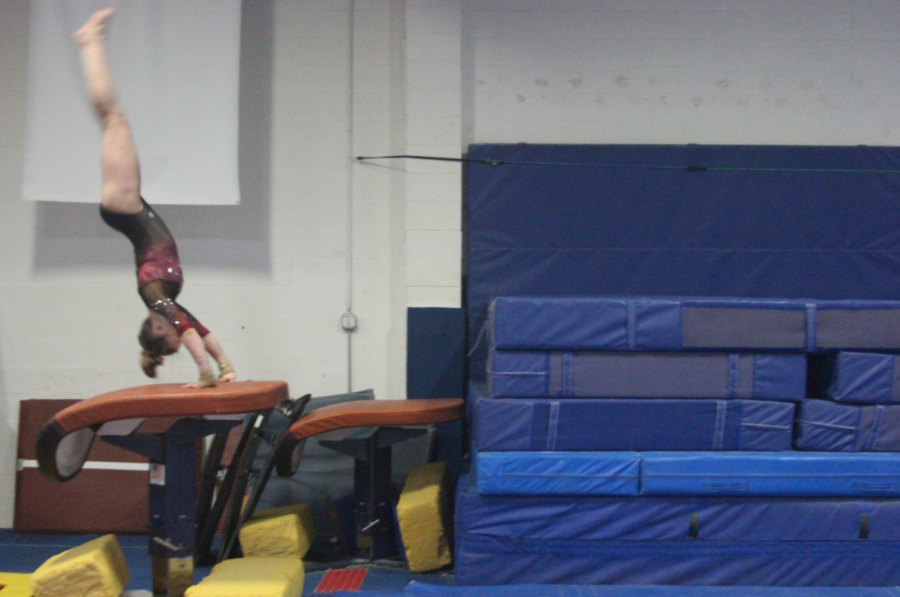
{"left": 100, "top": 198, "right": 209, "bottom": 337}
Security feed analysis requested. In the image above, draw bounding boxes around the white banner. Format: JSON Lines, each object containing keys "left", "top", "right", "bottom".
{"left": 23, "top": 0, "right": 241, "bottom": 205}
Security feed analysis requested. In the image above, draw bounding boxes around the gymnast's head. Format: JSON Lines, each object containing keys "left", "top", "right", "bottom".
{"left": 138, "top": 316, "right": 180, "bottom": 377}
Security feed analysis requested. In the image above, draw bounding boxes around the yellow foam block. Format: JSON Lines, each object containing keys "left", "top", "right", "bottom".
{"left": 30, "top": 534, "right": 129, "bottom": 597}
{"left": 184, "top": 557, "right": 303, "bottom": 597}
{"left": 238, "top": 503, "right": 316, "bottom": 558}
{"left": 396, "top": 461, "right": 452, "bottom": 572}
{"left": 0, "top": 572, "right": 33, "bottom": 597}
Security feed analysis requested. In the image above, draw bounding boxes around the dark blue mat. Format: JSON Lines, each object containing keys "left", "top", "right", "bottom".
{"left": 488, "top": 350, "right": 806, "bottom": 400}
{"left": 488, "top": 296, "right": 815, "bottom": 352}
{"left": 455, "top": 473, "right": 900, "bottom": 586}
{"left": 487, "top": 296, "right": 900, "bottom": 354}
{"left": 796, "top": 399, "right": 900, "bottom": 451}
{"left": 457, "top": 474, "right": 900, "bottom": 542}
{"left": 808, "top": 353, "right": 900, "bottom": 404}
{"left": 455, "top": 533, "right": 900, "bottom": 587}
{"left": 472, "top": 392, "right": 794, "bottom": 452}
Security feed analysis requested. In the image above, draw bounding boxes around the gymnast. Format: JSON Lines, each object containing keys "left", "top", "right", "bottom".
{"left": 74, "top": 8, "right": 235, "bottom": 388}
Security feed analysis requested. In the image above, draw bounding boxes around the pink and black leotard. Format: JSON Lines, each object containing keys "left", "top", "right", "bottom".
{"left": 100, "top": 198, "right": 209, "bottom": 337}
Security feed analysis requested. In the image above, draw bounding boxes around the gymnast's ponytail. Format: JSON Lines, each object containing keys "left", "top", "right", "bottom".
{"left": 138, "top": 317, "right": 169, "bottom": 378}
{"left": 140, "top": 349, "right": 162, "bottom": 378}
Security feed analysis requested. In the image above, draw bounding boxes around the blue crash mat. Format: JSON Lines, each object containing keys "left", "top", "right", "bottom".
{"left": 455, "top": 473, "right": 900, "bottom": 586}
{"left": 474, "top": 451, "right": 900, "bottom": 498}
{"left": 475, "top": 451, "right": 641, "bottom": 496}
{"left": 795, "top": 399, "right": 900, "bottom": 451}
{"left": 816, "top": 300, "right": 900, "bottom": 350}
{"left": 471, "top": 391, "right": 794, "bottom": 452}
{"left": 488, "top": 350, "right": 806, "bottom": 399}
{"left": 640, "top": 452, "right": 900, "bottom": 497}
{"left": 488, "top": 296, "right": 811, "bottom": 351}
{"left": 456, "top": 472, "right": 900, "bottom": 541}
{"left": 487, "top": 296, "right": 900, "bottom": 353}
{"left": 808, "top": 352, "right": 900, "bottom": 404}
{"left": 454, "top": 534, "right": 900, "bottom": 586}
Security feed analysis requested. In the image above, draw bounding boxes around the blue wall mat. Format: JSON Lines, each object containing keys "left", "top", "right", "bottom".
{"left": 406, "top": 307, "right": 466, "bottom": 479}
{"left": 465, "top": 144, "right": 900, "bottom": 376}
{"left": 407, "top": 307, "right": 466, "bottom": 399}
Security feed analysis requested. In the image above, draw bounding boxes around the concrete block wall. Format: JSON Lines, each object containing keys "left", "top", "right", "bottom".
{"left": 465, "top": 0, "right": 900, "bottom": 145}
{"left": 1, "top": 0, "right": 899, "bottom": 528}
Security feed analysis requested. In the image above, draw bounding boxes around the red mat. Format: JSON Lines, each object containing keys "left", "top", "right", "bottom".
{"left": 314, "top": 568, "right": 368, "bottom": 593}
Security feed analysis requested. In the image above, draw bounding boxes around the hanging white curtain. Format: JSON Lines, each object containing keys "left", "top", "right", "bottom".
{"left": 23, "top": 0, "right": 241, "bottom": 205}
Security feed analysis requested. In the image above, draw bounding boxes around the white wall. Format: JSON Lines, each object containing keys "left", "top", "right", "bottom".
{"left": 1, "top": 0, "right": 898, "bottom": 528}
{"left": 465, "top": 0, "right": 900, "bottom": 145}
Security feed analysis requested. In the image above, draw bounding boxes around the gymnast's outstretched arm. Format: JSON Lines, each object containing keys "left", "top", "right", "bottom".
{"left": 202, "top": 333, "right": 237, "bottom": 383}
{"left": 178, "top": 330, "right": 236, "bottom": 387}
{"left": 179, "top": 328, "right": 217, "bottom": 388}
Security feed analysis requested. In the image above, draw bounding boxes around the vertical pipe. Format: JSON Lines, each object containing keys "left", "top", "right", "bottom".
{"left": 345, "top": 0, "right": 356, "bottom": 393}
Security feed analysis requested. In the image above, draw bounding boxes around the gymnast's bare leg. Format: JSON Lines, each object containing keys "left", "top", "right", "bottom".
{"left": 74, "top": 8, "right": 142, "bottom": 217}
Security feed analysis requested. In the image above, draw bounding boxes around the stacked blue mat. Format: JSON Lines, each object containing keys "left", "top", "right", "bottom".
{"left": 456, "top": 296, "right": 900, "bottom": 587}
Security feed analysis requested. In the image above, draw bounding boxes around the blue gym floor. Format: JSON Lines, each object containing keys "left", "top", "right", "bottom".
{"left": 0, "top": 530, "right": 453, "bottom": 596}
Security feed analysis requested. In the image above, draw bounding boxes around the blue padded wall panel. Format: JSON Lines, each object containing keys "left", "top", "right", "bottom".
{"left": 466, "top": 144, "right": 900, "bottom": 377}
{"left": 407, "top": 307, "right": 465, "bottom": 399}
{"left": 406, "top": 307, "right": 466, "bottom": 480}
